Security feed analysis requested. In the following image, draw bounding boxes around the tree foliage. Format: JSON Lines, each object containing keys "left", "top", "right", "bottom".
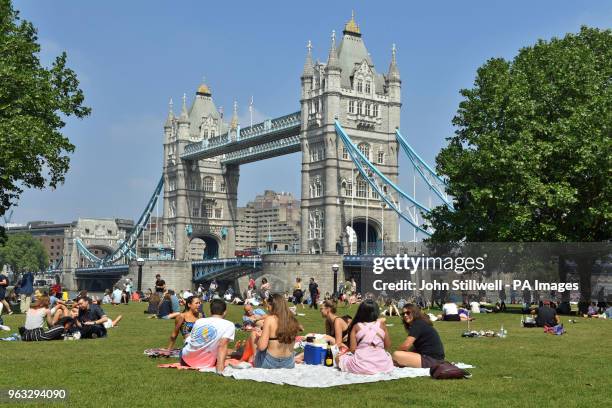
{"left": 427, "top": 26, "right": 611, "bottom": 243}
{"left": 0, "top": 0, "right": 91, "bottom": 241}
{"left": 0, "top": 232, "right": 48, "bottom": 275}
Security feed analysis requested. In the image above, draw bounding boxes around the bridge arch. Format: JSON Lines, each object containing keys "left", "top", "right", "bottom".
{"left": 189, "top": 235, "right": 220, "bottom": 260}
{"left": 347, "top": 217, "right": 381, "bottom": 255}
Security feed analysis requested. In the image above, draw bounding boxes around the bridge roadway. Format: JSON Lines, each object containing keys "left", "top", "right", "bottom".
{"left": 72, "top": 255, "right": 376, "bottom": 284}
{"left": 181, "top": 111, "right": 301, "bottom": 164}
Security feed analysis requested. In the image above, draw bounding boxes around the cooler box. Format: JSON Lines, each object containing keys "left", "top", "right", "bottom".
{"left": 304, "top": 344, "right": 326, "bottom": 365}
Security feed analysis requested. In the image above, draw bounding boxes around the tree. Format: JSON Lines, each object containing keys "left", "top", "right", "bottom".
{"left": 0, "top": 232, "right": 48, "bottom": 277}
{"left": 426, "top": 27, "right": 611, "bottom": 307}
{"left": 0, "top": 0, "right": 91, "bottom": 242}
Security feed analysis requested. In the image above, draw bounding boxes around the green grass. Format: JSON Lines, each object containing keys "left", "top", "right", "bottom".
{"left": 1, "top": 303, "right": 610, "bottom": 407}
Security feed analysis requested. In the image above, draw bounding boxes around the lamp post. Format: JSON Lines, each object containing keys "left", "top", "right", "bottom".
{"left": 332, "top": 264, "right": 339, "bottom": 300}
{"left": 136, "top": 258, "right": 145, "bottom": 292}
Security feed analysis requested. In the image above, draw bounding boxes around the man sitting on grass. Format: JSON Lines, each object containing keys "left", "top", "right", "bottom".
{"left": 180, "top": 299, "right": 235, "bottom": 372}
{"left": 533, "top": 300, "right": 560, "bottom": 327}
{"left": 243, "top": 304, "right": 267, "bottom": 329}
{"left": 76, "top": 296, "right": 109, "bottom": 338}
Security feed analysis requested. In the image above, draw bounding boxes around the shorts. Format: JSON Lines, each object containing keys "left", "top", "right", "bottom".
{"left": 103, "top": 320, "right": 114, "bottom": 329}
{"left": 254, "top": 350, "right": 295, "bottom": 369}
{"left": 443, "top": 314, "right": 460, "bottom": 321}
{"left": 421, "top": 354, "right": 444, "bottom": 369}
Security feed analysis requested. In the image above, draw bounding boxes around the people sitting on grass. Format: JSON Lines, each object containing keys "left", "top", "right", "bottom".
{"left": 76, "top": 296, "right": 109, "bottom": 338}
{"left": 320, "top": 300, "right": 349, "bottom": 348}
{"left": 243, "top": 304, "right": 267, "bottom": 329}
{"left": 166, "top": 296, "right": 202, "bottom": 351}
{"left": 71, "top": 306, "right": 122, "bottom": 330}
{"left": 144, "top": 292, "right": 161, "bottom": 315}
{"left": 102, "top": 289, "right": 112, "bottom": 305}
{"left": 168, "top": 290, "right": 180, "bottom": 314}
{"left": 605, "top": 303, "right": 612, "bottom": 319}
{"left": 112, "top": 286, "right": 122, "bottom": 305}
{"left": 251, "top": 294, "right": 301, "bottom": 369}
{"left": 152, "top": 292, "right": 176, "bottom": 319}
{"left": 533, "top": 300, "right": 560, "bottom": 327}
{"left": 180, "top": 299, "right": 235, "bottom": 372}
{"left": 337, "top": 299, "right": 394, "bottom": 375}
{"left": 19, "top": 295, "right": 71, "bottom": 341}
{"left": 585, "top": 302, "right": 599, "bottom": 318}
{"left": 392, "top": 305, "right": 445, "bottom": 369}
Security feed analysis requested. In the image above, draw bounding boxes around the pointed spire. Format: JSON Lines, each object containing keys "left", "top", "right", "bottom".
{"left": 302, "top": 40, "right": 314, "bottom": 78}
{"left": 326, "top": 30, "right": 340, "bottom": 71}
{"left": 179, "top": 93, "right": 189, "bottom": 122}
{"left": 164, "top": 97, "right": 174, "bottom": 128}
{"left": 230, "top": 100, "right": 239, "bottom": 130}
{"left": 388, "top": 43, "right": 400, "bottom": 82}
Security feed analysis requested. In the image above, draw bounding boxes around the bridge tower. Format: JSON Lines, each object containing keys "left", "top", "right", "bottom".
{"left": 162, "top": 84, "right": 239, "bottom": 261}
{"left": 300, "top": 14, "right": 401, "bottom": 255}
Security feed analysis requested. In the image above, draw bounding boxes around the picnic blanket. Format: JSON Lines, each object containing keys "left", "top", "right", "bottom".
{"left": 198, "top": 362, "right": 474, "bottom": 387}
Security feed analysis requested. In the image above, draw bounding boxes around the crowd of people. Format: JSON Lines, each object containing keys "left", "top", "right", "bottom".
{"left": 2, "top": 270, "right": 611, "bottom": 378}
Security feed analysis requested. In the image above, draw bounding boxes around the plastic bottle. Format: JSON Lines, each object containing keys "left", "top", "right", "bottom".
{"left": 499, "top": 324, "right": 506, "bottom": 338}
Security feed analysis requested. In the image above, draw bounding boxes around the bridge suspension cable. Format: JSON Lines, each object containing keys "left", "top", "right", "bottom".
{"left": 75, "top": 175, "right": 164, "bottom": 266}
{"left": 334, "top": 121, "right": 431, "bottom": 236}
{"left": 394, "top": 129, "right": 453, "bottom": 210}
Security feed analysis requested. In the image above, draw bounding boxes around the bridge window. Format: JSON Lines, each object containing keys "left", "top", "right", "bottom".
{"left": 342, "top": 180, "right": 353, "bottom": 197}
{"left": 204, "top": 204, "right": 213, "bottom": 218}
{"left": 188, "top": 177, "right": 198, "bottom": 190}
{"left": 365, "top": 103, "right": 371, "bottom": 116}
{"left": 373, "top": 104, "right": 379, "bottom": 117}
{"left": 365, "top": 81, "right": 371, "bottom": 94}
{"left": 356, "top": 102, "right": 363, "bottom": 115}
{"left": 210, "top": 129, "right": 216, "bottom": 137}
{"left": 168, "top": 177, "right": 177, "bottom": 191}
{"left": 203, "top": 177, "right": 214, "bottom": 192}
{"left": 348, "top": 100, "right": 355, "bottom": 114}
{"left": 215, "top": 208, "right": 222, "bottom": 218}
{"left": 377, "top": 151, "right": 384, "bottom": 164}
{"left": 220, "top": 182, "right": 226, "bottom": 192}
{"left": 357, "top": 80, "right": 363, "bottom": 93}
{"left": 371, "top": 187, "right": 379, "bottom": 199}
{"left": 342, "top": 147, "right": 349, "bottom": 160}
{"left": 358, "top": 143, "right": 370, "bottom": 160}
{"left": 356, "top": 177, "right": 368, "bottom": 198}
{"left": 309, "top": 211, "right": 324, "bottom": 239}
{"left": 191, "top": 199, "right": 200, "bottom": 217}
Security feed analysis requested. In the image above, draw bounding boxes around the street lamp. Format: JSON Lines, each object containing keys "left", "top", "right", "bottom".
{"left": 136, "top": 257, "right": 145, "bottom": 292}
{"left": 332, "top": 264, "right": 339, "bottom": 300}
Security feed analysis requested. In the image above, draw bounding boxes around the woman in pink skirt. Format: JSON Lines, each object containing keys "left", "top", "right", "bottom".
{"left": 337, "top": 300, "right": 394, "bottom": 375}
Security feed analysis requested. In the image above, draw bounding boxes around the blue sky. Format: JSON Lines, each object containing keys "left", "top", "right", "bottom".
{"left": 8, "top": 0, "right": 611, "bottom": 225}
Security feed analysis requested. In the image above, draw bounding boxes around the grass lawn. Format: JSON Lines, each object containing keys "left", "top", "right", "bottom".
{"left": 1, "top": 302, "right": 610, "bottom": 407}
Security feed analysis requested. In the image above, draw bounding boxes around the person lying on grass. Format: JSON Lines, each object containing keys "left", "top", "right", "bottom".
{"left": 250, "top": 294, "right": 301, "bottom": 369}
{"left": 393, "top": 305, "right": 445, "bottom": 369}
{"left": 166, "top": 296, "right": 202, "bottom": 351}
{"left": 336, "top": 299, "right": 394, "bottom": 375}
{"left": 180, "top": 299, "right": 235, "bottom": 373}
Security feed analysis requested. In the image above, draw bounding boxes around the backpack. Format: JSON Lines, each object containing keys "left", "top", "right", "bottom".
{"left": 430, "top": 362, "right": 472, "bottom": 380}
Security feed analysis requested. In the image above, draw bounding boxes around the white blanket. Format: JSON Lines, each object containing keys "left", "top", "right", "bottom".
{"left": 201, "top": 363, "right": 474, "bottom": 388}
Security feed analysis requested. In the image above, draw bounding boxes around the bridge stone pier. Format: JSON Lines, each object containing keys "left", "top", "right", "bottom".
{"left": 157, "top": 15, "right": 402, "bottom": 293}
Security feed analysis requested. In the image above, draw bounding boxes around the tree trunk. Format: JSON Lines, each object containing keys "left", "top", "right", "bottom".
{"left": 576, "top": 255, "right": 593, "bottom": 315}
{"left": 558, "top": 255, "right": 570, "bottom": 303}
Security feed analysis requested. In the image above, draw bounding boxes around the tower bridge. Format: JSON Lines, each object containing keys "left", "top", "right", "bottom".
{"left": 69, "top": 14, "right": 451, "bottom": 294}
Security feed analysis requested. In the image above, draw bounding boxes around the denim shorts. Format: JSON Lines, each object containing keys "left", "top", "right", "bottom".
{"left": 254, "top": 350, "right": 295, "bottom": 369}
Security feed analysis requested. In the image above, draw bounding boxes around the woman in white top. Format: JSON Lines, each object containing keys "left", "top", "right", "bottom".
{"left": 20, "top": 295, "right": 70, "bottom": 341}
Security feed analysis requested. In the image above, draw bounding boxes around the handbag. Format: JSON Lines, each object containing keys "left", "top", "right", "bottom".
{"left": 430, "top": 361, "right": 472, "bottom": 379}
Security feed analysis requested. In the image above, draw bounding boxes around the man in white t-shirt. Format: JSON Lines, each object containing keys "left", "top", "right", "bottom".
{"left": 470, "top": 301, "right": 481, "bottom": 314}
{"left": 441, "top": 302, "right": 460, "bottom": 321}
{"left": 181, "top": 299, "right": 235, "bottom": 372}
